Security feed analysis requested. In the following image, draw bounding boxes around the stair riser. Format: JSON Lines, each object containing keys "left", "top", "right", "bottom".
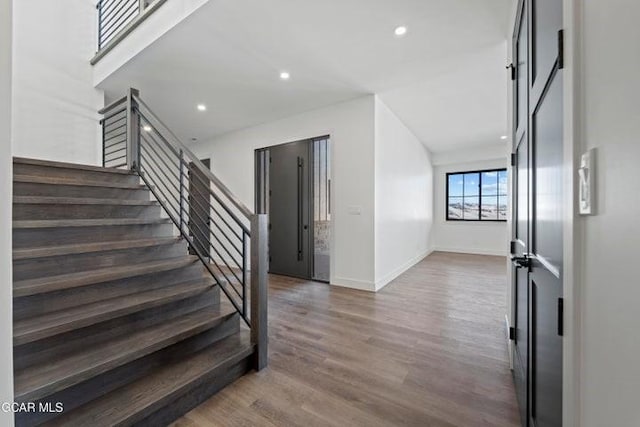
{"left": 16, "top": 305, "right": 232, "bottom": 405}
{"left": 14, "top": 289, "right": 222, "bottom": 371}
{"left": 13, "top": 223, "right": 174, "bottom": 248}
{"left": 135, "top": 356, "right": 251, "bottom": 427}
{"left": 16, "top": 315, "right": 239, "bottom": 427}
{"left": 14, "top": 283, "right": 218, "bottom": 346}
{"left": 10, "top": 159, "right": 251, "bottom": 427}
{"left": 13, "top": 163, "right": 140, "bottom": 185}
{"left": 14, "top": 263, "right": 208, "bottom": 320}
{"left": 13, "top": 203, "right": 161, "bottom": 221}
{"left": 13, "top": 242, "right": 188, "bottom": 281}
{"left": 14, "top": 182, "right": 150, "bottom": 200}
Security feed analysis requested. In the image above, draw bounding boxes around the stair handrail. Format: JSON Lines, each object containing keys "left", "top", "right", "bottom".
{"left": 99, "top": 88, "right": 268, "bottom": 370}
{"left": 98, "top": 96, "right": 127, "bottom": 115}
{"left": 93, "top": 0, "right": 168, "bottom": 65}
{"left": 132, "top": 95, "right": 253, "bottom": 222}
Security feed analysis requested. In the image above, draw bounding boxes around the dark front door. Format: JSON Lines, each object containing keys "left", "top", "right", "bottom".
{"left": 189, "top": 158, "right": 211, "bottom": 259}
{"left": 268, "top": 140, "right": 312, "bottom": 279}
{"left": 511, "top": 1, "right": 564, "bottom": 426}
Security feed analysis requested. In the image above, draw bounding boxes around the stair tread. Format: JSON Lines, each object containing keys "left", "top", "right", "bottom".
{"left": 45, "top": 330, "right": 252, "bottom": 427}
{"left": 13, "top": 217, "right": 170, "bottom": 229}
{"left": 14, "top": 278, "right": 216, "bottom": 346}
{"left": 13, "top": 174, "right": 145, "bottom": 189}
{"left": 13, "top": 196, "right": 158, "bottom": 206}
{"left": 13, "top": 256, "right": 199, "bottom": 297}
{"left": 12, "top": 237, "right": 182, "bottom": 260}
{"left": 13, "top": 157, "right": 134, "bottom": 175}
{"left": 14, "top": 305, "right": 238, "bottom": 403}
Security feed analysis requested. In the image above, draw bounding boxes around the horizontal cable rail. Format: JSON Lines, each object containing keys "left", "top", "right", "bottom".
{"left": 100, "top": 97, "right": 128, "bottom": 168}
{"left": 94, "top": 0, "right": 167, "bottom": 63}
{"left": 98, "top": 88, "right": 268, "bottom": 370}
{"left": 97, "top": 0, "right": 142, "bottom": 50}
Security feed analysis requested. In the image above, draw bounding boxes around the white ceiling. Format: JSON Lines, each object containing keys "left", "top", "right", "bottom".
{"left": 99, "top": 0, "right": 511, "bottom": 153}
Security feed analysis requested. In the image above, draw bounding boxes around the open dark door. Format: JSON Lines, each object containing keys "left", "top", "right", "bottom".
{"left": 188, "top": 158, "right": 211, "bottom": 259}
{"left": 511, "top": 1, "right": 564, "bottom": 426}
{"left": 528, "top": 0, "right": 564, "bottom": 423}
{"left": 268, "top": 140, "right": 312, "bottom": 279}
{"left": 512, "top": 2, "right": 530, "bottom": 424}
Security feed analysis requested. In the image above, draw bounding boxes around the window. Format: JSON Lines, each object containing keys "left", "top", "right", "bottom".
{"left": 446, "top": 169, "right": 508, "bottom": 221}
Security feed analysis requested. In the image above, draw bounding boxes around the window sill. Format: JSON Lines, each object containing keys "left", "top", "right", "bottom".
{"left": 444, "top": 220, "right": 507, "bottom": 224}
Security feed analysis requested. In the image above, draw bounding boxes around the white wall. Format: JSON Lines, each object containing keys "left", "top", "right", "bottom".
{"left": 576, "top": 1, "right": 640, "bottom": 425}
{"left": 431, "top": 143, "right": 508, "bottom": 166}
{"left": 191, "top": 96, "right": 377, "bottom": 290}
{"left": 374, "top": 97, "right": 433, "bottom": 290}
{"left": 191, "top": 95, "right": 437, "bottom": 292}
{"left": 0, "top": 0, "right": 14, "bottom": 423}
{"left": 11, "top": 0, "right": 103, "bottom": 165}
{"left": 93, "top": 0, "right": 209, "bottom": 86}
{"left": 431, "top": 146, "right": 509, "bottom": 256}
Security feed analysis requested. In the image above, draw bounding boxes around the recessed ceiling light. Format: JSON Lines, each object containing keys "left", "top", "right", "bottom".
{"left": 280, "top": 71, "right": 291, "bottom": 80}
{"left": 143, "top": 125, "right": 152, "bottom": 132}
{"left": 500, "top": 135, "right": 508, "bottom": 140}
{"left": 197, "top": 104, "right": 207, "bottom": 111}
{"left": 394, "top": 26, "right": 408, "bottom": 37}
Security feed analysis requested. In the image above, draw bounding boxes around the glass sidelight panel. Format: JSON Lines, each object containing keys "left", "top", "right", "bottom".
{"left": 313, "top": 137, "right": 331, "bottom": 282}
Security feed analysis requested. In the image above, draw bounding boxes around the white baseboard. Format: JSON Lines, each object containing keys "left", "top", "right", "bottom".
{"left": 433, "top": 246, "right": 507, "bottom": 257}
{"left": 374, "top": 248, "right": 434, "bottom": 292}
{"left": 331, "top": 277, "right": 376, "bottom": 292}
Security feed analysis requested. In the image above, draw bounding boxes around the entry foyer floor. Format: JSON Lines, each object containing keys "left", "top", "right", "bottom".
{"left": 172, "top": 252, "right": 520, "bottom": 426}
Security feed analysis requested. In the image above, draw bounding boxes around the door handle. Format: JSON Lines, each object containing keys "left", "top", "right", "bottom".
{"left": 511, "top": 256, "right": 531, "bottom": 269}
{"left": 328, "top": 179, "right": 331, "bottom": 216}
{"left": 297, "top": 156, "right": 304, "bottom": 261}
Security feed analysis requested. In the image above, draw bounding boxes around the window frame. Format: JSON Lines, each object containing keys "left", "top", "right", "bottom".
{"left": 445, "top": 168, "right": 508, "bottom": 222}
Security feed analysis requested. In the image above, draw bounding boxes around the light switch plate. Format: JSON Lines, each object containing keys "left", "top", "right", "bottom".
{"left": 348, "top": 205, "right": 362, "bottom": 215}
{"left": 578, "top": 148, "right": 596, "bottom": 215}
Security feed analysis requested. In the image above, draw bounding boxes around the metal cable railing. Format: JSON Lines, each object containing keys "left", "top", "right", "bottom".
{"left": 98, "top": 88, "right": 269, "bottom": 370}
{"left": 100, "top": 97, "right": 128, "bottom": 168}
{"left": 95, "top": 0, "right": 167, "bottom": 58}
{"left": 97, "top": 0, "right": 142, "bottom": 50}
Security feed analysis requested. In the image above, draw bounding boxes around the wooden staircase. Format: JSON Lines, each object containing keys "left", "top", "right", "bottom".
{"left": 12, "top": 157, "right": 255, "bottom": 426}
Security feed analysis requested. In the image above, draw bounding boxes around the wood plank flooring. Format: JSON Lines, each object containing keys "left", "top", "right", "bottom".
{"left": 172, "top": 252, "right": 520, "bottom": 427}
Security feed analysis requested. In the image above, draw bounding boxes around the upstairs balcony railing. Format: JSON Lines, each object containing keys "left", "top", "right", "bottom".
{"left": 93, "top": 0, "right": 167, "bottom": 64}
{"left": 98, "top": 88, "right": 269, "bottom": 370}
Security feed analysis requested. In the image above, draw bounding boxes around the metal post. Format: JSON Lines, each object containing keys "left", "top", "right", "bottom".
{"left": 126, "top": 87, "right": 140, "bottom": 171}
{"left": 101, "top": 119, "right": 105, "bottom": 167}
{"left": 97, "top": 1, "right": 103, "bottom": 50}
{"left": 242, "top": 232, "right": 247, "bottom": 316}
{"left": 250, "top": 214, "right": 268, "bottom": 370}
{"left": 179, "top": 149, "right": 185, "bottom": 232}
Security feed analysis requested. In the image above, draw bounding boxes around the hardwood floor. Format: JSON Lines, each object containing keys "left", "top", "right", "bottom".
{"left": 172, "top": 252, "right": 520, "bottom": 427}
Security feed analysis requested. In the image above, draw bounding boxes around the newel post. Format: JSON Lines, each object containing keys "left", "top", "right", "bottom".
{"left": 126, "top": 87, "right": 140, "bottom": 171}
{"left": 250, "top": 213, "right": 268, "bottom": 370}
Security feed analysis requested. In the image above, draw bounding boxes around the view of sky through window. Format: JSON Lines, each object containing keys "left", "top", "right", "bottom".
{"left": 447, "top": 169, "right": 507, "bottom": 221}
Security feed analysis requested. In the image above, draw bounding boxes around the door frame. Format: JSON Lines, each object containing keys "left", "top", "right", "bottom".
{"left": 254, "top": 135, "right": 333, "bottom": 283}
{"left": 507, "top": 0, "right": 579, "bottom": 425}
